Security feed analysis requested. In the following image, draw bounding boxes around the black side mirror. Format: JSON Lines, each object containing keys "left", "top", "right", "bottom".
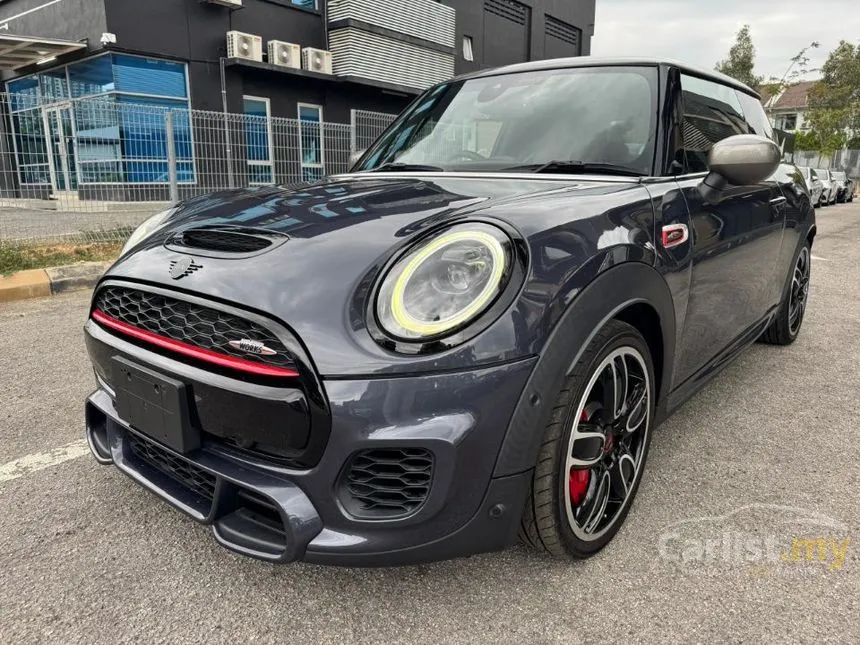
{"left": 698, "top": 134, "right": 781, "bottom": 203}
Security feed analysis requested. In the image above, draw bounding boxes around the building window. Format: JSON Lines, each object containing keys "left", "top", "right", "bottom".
{"left": 463, "top": 36, "right": 474, "bottom": 61}
{"left": 243, "top": 96, "right": 274, "bottom": 185}
{"left": 6, "top": 52, "right": 193, "bottom": 187}
{"left": 782, "top": 114, "right": 798, "bottom": 131}
{"left": 270, "top": 0, "right": 318, "bottom": 9}
{"left": 298, "top": 103, "right": 324, "bottom": 182}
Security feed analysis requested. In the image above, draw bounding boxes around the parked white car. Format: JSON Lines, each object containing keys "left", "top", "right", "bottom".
{"left": 798, "top": 166, "right": 824, "bottom": 207}
{"left": 830, "top": 170, "right": 853, "bottom": 203}
{"left": 815, "top": 168, "right": 838, "bottom": 206}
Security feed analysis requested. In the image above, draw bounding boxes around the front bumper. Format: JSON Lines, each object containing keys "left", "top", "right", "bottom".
{"left": 85, "top": 320, "right": 536, "bottom": 566}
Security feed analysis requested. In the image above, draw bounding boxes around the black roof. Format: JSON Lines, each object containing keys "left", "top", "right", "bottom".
{"left": 457, "top": 56, "right": 760, "bottom": 98}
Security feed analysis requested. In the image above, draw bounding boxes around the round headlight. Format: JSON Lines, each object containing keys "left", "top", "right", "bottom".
{"left": 376, "top": 223, "right": 513, "bottom": 340}
{"left": 121, "top": 207, "right": 176, "bottom": 255}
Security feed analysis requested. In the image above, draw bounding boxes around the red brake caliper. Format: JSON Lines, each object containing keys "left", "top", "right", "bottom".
{"left": 569, "top": 408, "right": 591, "bottom": 506}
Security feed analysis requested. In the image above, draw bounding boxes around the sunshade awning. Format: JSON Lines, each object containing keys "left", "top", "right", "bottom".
{"left": 0, "top": 34, "right": 86, "bottom": 71}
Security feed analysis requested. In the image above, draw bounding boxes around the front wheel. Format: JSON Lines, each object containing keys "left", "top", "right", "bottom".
{"left": 520, "top": 320, "right": 655, "bottom": 558}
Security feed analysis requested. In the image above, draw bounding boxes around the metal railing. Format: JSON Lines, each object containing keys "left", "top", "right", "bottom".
{"left": 350, "top": 108, "right": 398, "bottom": 157}
{"left": 0, "top": 94, "right": 396, "bottom": 245}
{"left": 792, "top": 149, "right": 860, "bottom": 178}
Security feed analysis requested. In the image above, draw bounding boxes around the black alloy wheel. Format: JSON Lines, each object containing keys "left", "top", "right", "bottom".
{"left": 761, "top": 242, "right": 811, "bottom": 345}
{"left": 521, "top": 320, "right": 654, "bottom": 558}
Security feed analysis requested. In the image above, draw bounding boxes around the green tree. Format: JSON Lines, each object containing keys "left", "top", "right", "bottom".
{"left": 806, "top": 41, "right": 860, "bottom": 147}
{"left": 715, "top": 25, "right": 762, "bottom": 89}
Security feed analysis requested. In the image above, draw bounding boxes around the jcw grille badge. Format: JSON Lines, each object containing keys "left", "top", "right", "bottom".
{"left": 228, "top": 339, "right": 278, "bottom": 356}
{"left": 169, "top": 256, "right": 203, "bottom": 280}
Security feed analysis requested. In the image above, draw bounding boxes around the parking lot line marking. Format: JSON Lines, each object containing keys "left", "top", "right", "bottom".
{"left": 0, "top": 440, "right": 89, "bottom": 485}
{"left": 811, "top": 255, "right": 829, "bottom": 261}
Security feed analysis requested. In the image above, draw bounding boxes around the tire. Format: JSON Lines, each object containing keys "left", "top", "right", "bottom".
{"left": 761, "top": 241, "right": 811, "bottom": 345}
{"left": 520, "top": 320, "right": 655, "bottom": 559}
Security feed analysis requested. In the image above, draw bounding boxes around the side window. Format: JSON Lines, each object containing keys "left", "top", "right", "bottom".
{"left": 735, "top": 90, "right": 775, "bottom": 140}
{"left": 679, "top": 74, "right": 748, "bottom": 173}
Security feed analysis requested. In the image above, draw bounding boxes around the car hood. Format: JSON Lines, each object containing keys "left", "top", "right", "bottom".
{"left": 104, "top": 174, "right": 654, "bottom": 376}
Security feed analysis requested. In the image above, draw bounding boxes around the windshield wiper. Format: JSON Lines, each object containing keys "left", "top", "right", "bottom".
{"left": 504, "top": 160, "right": 646, "bottom": 177}
{"left": 369, "top": 162, "right": 445, "bottom": 172}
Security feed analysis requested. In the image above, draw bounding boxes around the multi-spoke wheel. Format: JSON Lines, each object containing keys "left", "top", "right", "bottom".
{"left": 761, "top": 241, "right": 811, "bottom": 345}
{"left": 788, "top": 247, "right": 810, "bottom": 336}
{"left": 520, "top": 320, "right": 655, "bottom": 558}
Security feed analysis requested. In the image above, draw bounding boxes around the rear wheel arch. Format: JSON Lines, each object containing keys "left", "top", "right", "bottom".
{"left": 493, "top": 261, "right": 676, "bottom": 478}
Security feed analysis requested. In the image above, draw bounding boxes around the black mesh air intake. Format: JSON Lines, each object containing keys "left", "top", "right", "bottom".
{"left": 339, "top": 448, "right": 433, "bottom": 519}
{"left": 93, "top": 286, "right": 295, "bottom": 370}
{"left": 128, "top": 432, "right": 216, "bottom": 499}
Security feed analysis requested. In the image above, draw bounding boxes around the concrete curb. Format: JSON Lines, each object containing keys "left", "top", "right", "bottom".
{"left": 0, "top": 261, "right": 110, "bottom": 304}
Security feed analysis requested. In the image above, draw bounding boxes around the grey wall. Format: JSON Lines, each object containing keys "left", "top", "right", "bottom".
{"left": 0, "top": 0, "right": 106, "bottom": 59}
{"left": 442, "top": 0, "right": 595, "bottom": 75}
{"left": 101, "top": 0, "right": 407, "bottom": 120}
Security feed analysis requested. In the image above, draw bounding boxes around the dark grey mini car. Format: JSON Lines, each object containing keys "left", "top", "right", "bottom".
{"left": 85, "top": 57, "right": 815, "bottom": 565}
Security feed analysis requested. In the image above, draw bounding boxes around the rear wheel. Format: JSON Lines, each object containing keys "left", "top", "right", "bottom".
{"left": 761, "top": 242, "right": 811, "bottom": 345}
{"left": 520, "top": 320, "right": 654, "bottom": 558}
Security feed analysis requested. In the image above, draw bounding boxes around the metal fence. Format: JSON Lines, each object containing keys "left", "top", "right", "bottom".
{"left": 350, "top": 109, "right": 398, "bottom": 157}
{"left": 0, "top": 95, "right": 396, "bottom": 245}
{"left": 792, "top": 149, "right": 860, "bottom": 178}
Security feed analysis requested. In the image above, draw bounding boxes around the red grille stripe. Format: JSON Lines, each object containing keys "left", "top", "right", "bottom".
{"left": 91, "top": 309, "right": 299, "bottom": 378}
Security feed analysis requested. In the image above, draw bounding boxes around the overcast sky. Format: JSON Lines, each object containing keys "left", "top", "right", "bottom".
{"left": 591, "top": 0, "right": 860, "bottom": 81}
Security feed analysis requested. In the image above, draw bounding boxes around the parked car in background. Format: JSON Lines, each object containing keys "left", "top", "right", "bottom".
{"left": 83, "top": 57, "right": 815, "bottom": 566}
{"left": 798, "top": 166, "right": 824, "bottom": 207}
{"left": 831, "top": 170, "right": 853, "bottom": 202}
{"left": 816, "top": 168, "right": 838, "bottom": 206}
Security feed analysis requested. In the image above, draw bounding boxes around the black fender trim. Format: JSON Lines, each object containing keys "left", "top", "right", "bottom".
{"left": 492, "top": 261, "right": 676, "bottom": 477}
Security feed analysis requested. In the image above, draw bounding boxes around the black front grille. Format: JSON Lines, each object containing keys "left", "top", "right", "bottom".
{"left": 340, "top": 448, "right": 433, "bottom": 519}
{"left": 94, "top": 286, "right": 295, "bottom": 369}
{"left": 128, "top": 433, "right": 216, "bottom": 499}
{"left": 172, "top": 228, "right": 276, "bottom": 253}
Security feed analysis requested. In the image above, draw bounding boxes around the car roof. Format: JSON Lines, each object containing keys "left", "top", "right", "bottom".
{"left": 455, "top": 56, "right": 760, "bottom": 98}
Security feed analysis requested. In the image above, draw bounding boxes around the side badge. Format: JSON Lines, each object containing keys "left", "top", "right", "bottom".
{"left": 661, "top": 223, "right": 689, "bottom": 249}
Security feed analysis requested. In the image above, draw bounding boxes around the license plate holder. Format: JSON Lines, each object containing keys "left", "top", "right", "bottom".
{"left": 113, "top": 356, "right": 200, "bottom": 454}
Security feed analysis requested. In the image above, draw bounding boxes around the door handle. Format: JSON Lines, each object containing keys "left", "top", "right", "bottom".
{"left": 769, "top": 196, "right": 787, "bottom": 218}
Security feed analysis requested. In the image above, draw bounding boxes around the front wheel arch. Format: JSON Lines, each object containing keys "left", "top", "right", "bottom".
{"left": 492, "top": 262, "right": 676, "bottom": 478}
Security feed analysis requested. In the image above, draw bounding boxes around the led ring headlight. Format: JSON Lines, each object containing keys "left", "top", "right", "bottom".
{"left": 376, "top": 223, "right": 513, "bottom": 340}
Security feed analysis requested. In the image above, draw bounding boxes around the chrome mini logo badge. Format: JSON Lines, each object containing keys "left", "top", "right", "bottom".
{"left": 169, "top": 256, "right": 202, "bottom": 280}
{"left": 228, "top": 339, "right": 278, "bottom": 356}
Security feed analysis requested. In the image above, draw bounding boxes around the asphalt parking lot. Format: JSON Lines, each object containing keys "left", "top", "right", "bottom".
{"left": 1, "top": 204, "right": 859, "bottom": 644}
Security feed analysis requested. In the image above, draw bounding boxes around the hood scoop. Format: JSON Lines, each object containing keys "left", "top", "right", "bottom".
{"left": 165, "top": 226, "right": 289, "bottom": 258}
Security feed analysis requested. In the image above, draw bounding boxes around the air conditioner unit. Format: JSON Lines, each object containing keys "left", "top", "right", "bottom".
{"left": 227, "top": 31, "right": 263, "bottom": 62}
{"left": 268, "top": 40, "right": 301, "bottom": 69}
{"left": 302, "top": 47, "right": 333, "bottom": 74}
{"left": 206, "top": 0, "right": 242, "bottom": 7}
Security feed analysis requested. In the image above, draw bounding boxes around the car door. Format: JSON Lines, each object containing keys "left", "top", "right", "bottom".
{"left": 671, "top": 74, "right": 786, "bottom": 384}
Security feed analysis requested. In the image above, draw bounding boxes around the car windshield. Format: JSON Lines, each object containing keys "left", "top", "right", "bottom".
{"left": 356, "top": 66, "right": 658, "bottom": 176}
{"left": 816, "top": 169, "right": 830, "bottom": 179}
